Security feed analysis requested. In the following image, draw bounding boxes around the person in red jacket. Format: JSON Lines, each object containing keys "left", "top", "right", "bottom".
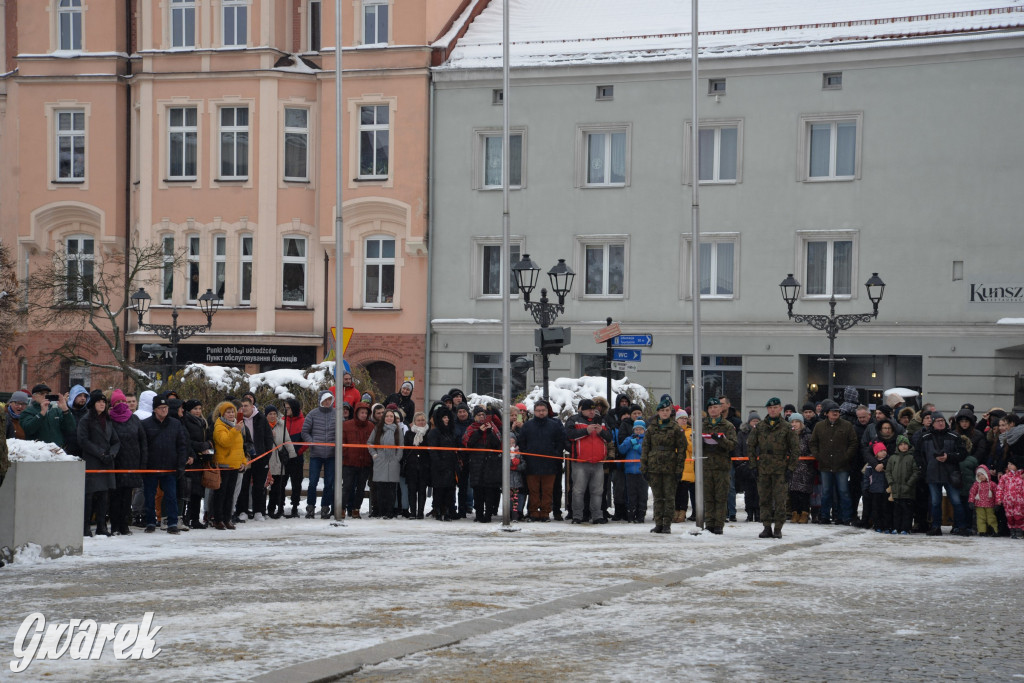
{"left": 338, "top": 372, "right": 362, "bottom": 411}
{"left": 565, "top": 398, "right": 612, "bottom": 524}
{"left": 341, "top": 402, "right": 375, "bottom": 518}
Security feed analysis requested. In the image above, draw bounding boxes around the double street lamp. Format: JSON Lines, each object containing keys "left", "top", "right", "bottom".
{"left": 130, "top": 287, "right": 220, "bottom": 374}
{"left": 779, "top": 272, "right": 886, "bottom": 402}
{"left": 511, "top": 255, "right": 575, "bottom": 402}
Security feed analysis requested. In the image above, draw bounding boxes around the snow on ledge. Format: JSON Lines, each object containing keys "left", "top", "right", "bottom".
{"left": 996, "top": 318, "right": 1024, "bottom": 325}
{"left": 8, "top": 439, "right": 79, "bottom": 463}
{"left": 432, "top": 318, "right": 501, "bottom": 324}
{"left": 883, "top": 387, "right": 919, "bottom": 399}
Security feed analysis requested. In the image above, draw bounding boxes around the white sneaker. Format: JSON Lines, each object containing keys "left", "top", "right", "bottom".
{"left": 253, "top": 513, "right": 265, "bottom": 522}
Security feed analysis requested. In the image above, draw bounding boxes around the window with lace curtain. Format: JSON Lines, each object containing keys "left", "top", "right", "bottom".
{"left": 576, "top": 123, "right": 631, "bottom": 188}
{"left": 681, "top": 234, "right": 738, "bottom": 300}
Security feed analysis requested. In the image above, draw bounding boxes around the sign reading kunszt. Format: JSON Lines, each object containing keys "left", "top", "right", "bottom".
{"left": 10, "top": 612, "right": 161, "bottom": 673}
{"left": 969, "top": 283, "right": 1024, "bottom": 304}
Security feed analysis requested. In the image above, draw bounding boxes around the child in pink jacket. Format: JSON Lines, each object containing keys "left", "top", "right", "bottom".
{"left": 968, "top": 465, "right": 998, "bottom": 536}
{"left": 995, "top": 461, "right": 1024, "bottom": 539}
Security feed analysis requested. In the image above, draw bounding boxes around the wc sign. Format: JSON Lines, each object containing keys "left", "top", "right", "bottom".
{"left": 10, "top": 612, "right": 162, "bottom": 673}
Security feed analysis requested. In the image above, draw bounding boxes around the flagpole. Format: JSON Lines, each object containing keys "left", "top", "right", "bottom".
{"left": 500, "top": 0, "right": 512, "bottom": 526}
{"left": 690, "top": 0, "right": 705, "bottom": 530}
{"left": 333, "top": 0, "right": 346, "bottom": 521}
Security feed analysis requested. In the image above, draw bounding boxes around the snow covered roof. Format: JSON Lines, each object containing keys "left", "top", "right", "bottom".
{"left": 439, "top": 0, "right": 1024, "bottom": 69}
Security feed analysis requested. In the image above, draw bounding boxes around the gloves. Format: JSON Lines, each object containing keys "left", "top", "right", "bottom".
{"left": 631, "top": 438, "right": 640, "bottom": 448}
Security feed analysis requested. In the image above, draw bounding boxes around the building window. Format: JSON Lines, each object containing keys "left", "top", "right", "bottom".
{"left": 491, "top": 89, "right": 503, "bottom": 105}
{"left": 804, "top": 237, "right": 854, "bottom": 297}
{"left": 161, "top": 235, "right": 175, "bottom": 303}
{"left": 481, "top": 132, "right": 523, "bottom": 189}
{"left": 577, "top": 124, "right": 630, "bottom": 188}
{"left": 64, "top": 235, "right": 94, "bottom": 303}
{"left": 359, "top": 105, "right": 389, "bottom": 179}
{"left": 56, "top": 109, "right": 86, "bottom": 181}
{"left": 363, "top": 236, "right": 395, "bottom": 307}
{"left": 799, "top": 113, "right": 862, "bottom": 181}
{"left": 284, "top": 107, "right": 309, "bottom": 181}
{"left": 171, "top": 0, "right": 196, "bottom": 48}
{"left": 282, "top": 237, "right": 307, "bottom": 305}
{"left": 187, "top": 235, "right": 200, "bottom": 303}
{"left": 682, "top": 355, "right": 743, "bottom": 412}
{"left": 596, "top": 85, "right": 614, "bottom": 101}
{"left": 577, "top": 237, "right": 627, "bottom": 298}
{"left": 480, "top": 243, "right": 520, "bottom": 297}
{"left": 682, "top": 234, "right": 739, "bottom": 300}
{"left": 219, "top": 106, "right": 249, "bottom": 179}
{"left": 213, "top": 235, "right": 226, "bottom": 300}
{"left": 239, "top": 235, "right": 253, "bottom": 304}
{"left": 58, "top": 0, "right": 83, "bottom": 51}
{"left": 684, "top": 119, "right": 742, "bottom": 185}
{"left": 223, "top": 0, "right": 247, "bottom": 46}
{"left": 363, "top": 0, "right": 388, "bottom": 45}
{"left": 708, "top": 78, "right": 726, "bottom": 95}
{"left": 69, "top": 364, "right": 91, "bottom": 391}
{"left": 579, "top": 353, "right": 623, "bottom": 381}
{"left": 472, "top": 353, "right": 528, "bottom": 399}
{"left": 168, "top": 106, "right": 198, "bottom": 179}
{"left": 19, "top": 358, "right": 28, "bottom": 389}
{"left": 823, "top": 72, "right": 843, "bottom": 90}
{"left": 308, "top": 0, "right": 321, "bottom": 51}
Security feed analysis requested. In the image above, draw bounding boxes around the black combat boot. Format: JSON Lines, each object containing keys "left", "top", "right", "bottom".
{"left": 773, "top": 523, "right": 783, "bottom": 539}
{"left": 758, "top": 524, "right": 774, "bottom": 539}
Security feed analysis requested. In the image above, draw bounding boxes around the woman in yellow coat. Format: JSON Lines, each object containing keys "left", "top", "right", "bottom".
{"left": 212, "top": 401, "right": 246, "bottom": 530}
{"left": 675, "top": 410, "right": 697, "bottom": 523}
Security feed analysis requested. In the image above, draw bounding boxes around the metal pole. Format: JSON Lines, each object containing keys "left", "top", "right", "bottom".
{"left": 605, "top": 316, "right": 613, "bottom": 403}
{"left": 542, "top": 352, "right": 550, "bottom": 403}
{"left": 170, "top": 309, "right": 179, "bottom": 375}
{"left": 333, "top": 0, "right": 346, "bottom": 521}
{"left": 828, "top": 328, "right": 836, "bottom": 403}
{"left": 500, "top": 0, "right": 512, "bottom": 526}
{"left": 690, "top": 0, "right": 705, "bottom": 530}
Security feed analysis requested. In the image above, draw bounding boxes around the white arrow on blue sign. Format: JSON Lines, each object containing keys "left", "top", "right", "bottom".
{"left": 612, "top": 348, "right": 642, "bottom": 362}
{"left": 612, "top": 334, "right": 653, "bottom": 347}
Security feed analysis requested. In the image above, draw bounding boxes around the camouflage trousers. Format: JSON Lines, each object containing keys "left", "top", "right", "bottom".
{"left": 758, "top": 470, "right": 790, "bottom": 526}
{"left": 703, "top": 468, "right": 731, "bottom": 530}
{"left": 648, "top": 473, "right": 676, "bottom": 528}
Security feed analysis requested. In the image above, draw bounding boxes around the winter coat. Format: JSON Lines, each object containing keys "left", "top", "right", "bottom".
{"left": 110, "top": 413, "right": 148, "bottom": 489}
{"left": 510, "top": 447, "right": 527, "bottom": 489}
{"left": 213, "top": 419, "right": 247, "bottom": 469}
{"left": 996, "top": 470, "right": 1024, "bottom": 519}
{"left": 268, "top": 419, "right": 298, "bottom": 477}
{"left": 954, "top": 409, "right": 989, "bottom": 464}
{"left": 181, "top": 412, "right": 212, "bottom": 487}
{"left": 20, "top": 399, "right": 76, "bottom": 447}
{"left": 241, "top": 409, "right": 275, "bottom": 467}
{"left": 141, "top": 413, "right": 189, "bottom": 476}
{"left": 342, "top": 402, "right": 374, "bottom": 467}
{"left": 402, "top": 427, "right": 432, "bottom": 482}
{"left": 640, "top": 418, "right": 687, "bottom": 476}
{"left": 864, "top": 452, "right": 890, "bottom": 494}
{"left": 969, "top": 467, "right": 998, "bottom": 509}
{"left": 368, "top": 423, "right": 402, "bottom": 483}
{"left": 517, "top": 415, "right": 566, "bottom": 476}
{"left": 701, "top": 416, "right": 738, "bottom": 472}
{"left": 918, "top": 427, "right": 967, "bottom": 485}
{"left": 810, "top": 417, "right": 859, "bottom": 473}
{"left": 384, "top": 392, "right": 415, "bottom": 425}
{"left": 283, "top": 398, "right": 307, "bottom": 455}
{"left": 78, "top": 410, "right": 120, "bottom": 494}
{"left": 749, "top": 416, "right": 800, "bottom": 475}
{"left": 618, "top": 432, "right": 644, "bottom": 475}
{"left": 134, "top": 390, "right": 156, "bottom": 421}
{"left": 565, "top": 413, "right": 612, "bottom": 463}
{"left": 885, "top": 448, "right": 920, "bottom": 500}
{"left": 466, "top": 416, "right": 503, "bottom": 488}
{"left": 301, "top": 406, "right": 336, "bottom": 460}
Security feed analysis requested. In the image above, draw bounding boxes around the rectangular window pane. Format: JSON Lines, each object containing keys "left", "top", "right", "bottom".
{"left": 284, "top": 238, "right": 305, "bottom": 257}
{"left": 832, "top": 240, "right": 853, "bottom": 295}
{"left": 284, "top": 133, "right": 307, "bottom": 179}
{"left": 585, "top": 246, "right": 603, "bottom": 295}
{"left": 718, "top": 127, "right": 738, "bottom": 181}
{"left": 484, "top": 136, "right": 502, "bottom": 187}
{"left": 188, "top": 262, "right": 200, "bottom": 300}
{"left": 608, "top": 244, "right": 624, "bottom": 295}
{"left": 587, "top": 134, "right": 605, "bottom": 185}
{"left": 241, "top": 262, "right": 252, "bottom": 302}
{"left": 184, "top": 132, "right": 197, "bottom": 176}
{"left": 381, "top": 238, "right": 394, "bottom": 258}
{"left": 716, "top": 242, "right": 734, "bottom": 295}
{"left": 364, "top": 265, "right": 380, "bottom": 304}
{"left": 282, "top": 264, "right": 305, "bottom": 302}
{"left": 366, "top": 239, "right": 379, "bottom": 259}
{"left": 609, "top": 132, "right": 626, "bottom": 184}
{"left": 835, "top": 122, "right": 856, "bottom": 177}
{"left": 376, "top": 5, "right": 388, "bottom": 43}
{"left": 482, "top": 245, "right": 500, "bottom": 295}
{"left": 698, "top": 242, "right": 712, "bottom": 295}
{"left": 309, "top": 0, "right": 321, "bottom": 51}
{"left": 380, "top": 264, "right": 394, "bottom": 303}
{"left": 806, "top": 241, "right": 827, "bottom": 295}
{"left": 215, "top": 262, "right": 225, "bottom": 299}
{"left": 809, "top": 123, "right": 831, "bottom": 178}
{"left": 220, "top": 133, "right": 234, "bottom": 176}
{"left": 698, "top": 129, "right": 714, "bottom": 181}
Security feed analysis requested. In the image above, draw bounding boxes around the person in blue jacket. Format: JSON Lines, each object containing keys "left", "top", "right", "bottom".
{"left": 618, "top": 419, "right": 649, "bottom": 523}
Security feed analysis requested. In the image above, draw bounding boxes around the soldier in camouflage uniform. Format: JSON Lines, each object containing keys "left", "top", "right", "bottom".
{"left": 702, "top": 397, "right": 738, "bottom": 534}
{"left": 748, "top": 397, "right": 800, "bottom": 538}
{"left": 641, "top": 395, "right": 688, "bottom": 534}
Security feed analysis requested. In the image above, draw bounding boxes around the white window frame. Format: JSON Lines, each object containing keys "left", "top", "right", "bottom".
{"left": 55, "top": 109, "right": 86, "bottom": 182}
{"left": 575, "top": 235, "right": 629, "bottom": 300}
{"left": 170, "top": 0, "right": 196, "bottom": 48}
{"left": 358, "top": 104, "right": 389, "bottom": 180}
{"left": 283, "top": 107, "right": 309, "bottom": 181}
{"left": 472, "top": 127, "right": 526, "bottom": 190}
{"left": 239, "top": 234, "right": 253, "bottom": 305}
{"left": 57, "top": 0, "right": 83, "bottom": 51}
{"left": 219, "top": 106, "right": 249, "bottom": 179}
{"left": 798, "top": 112, "right": 863, "bottom": 182}
{"left": 470, "top": 236, "right": 524, "bottom": 299}
{"left": 160, "top": 235, "right": 175, "bottom": 303}
{"left": 64, "top": 234, "right": 94, "bottom": 303}
{"left": 362, "top": 0, "right": 389, "bottom": 46}
{"left": 471, "top": 353, "right": 529, "bottom": 400}
{"left": 281, "top": 236, "right": 307, "bottom": 306}
{"left": 308, "top": 0, "right": 322, "bottom": 52}
{"left": 222, "top": 0, "right": 248, "bottom": 47}
{"left": 186, "top": 234, "right": 201, "bottom": 303}
{"left": 684, "top": 118, "right": 743, "bottom": 185}
{"left": 795, "top": 230, "right": 859, "bottom": 300}
{"left": 363, "top": 235, "right": 395, "bottom": 308}
{"left": 213, "top": 235, "right": 226, "bottom": 301}
{"left": 680, "top": 233, "right": 740, "bottom": 301}
{"left": 167, "top": 106, "right": 198, "bottom": 180}
{"left": 575, "top": 123, "right": 631, "bottom": 188}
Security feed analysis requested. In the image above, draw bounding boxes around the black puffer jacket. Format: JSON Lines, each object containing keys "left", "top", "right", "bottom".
{"left": 466, "top": 416, "right": 503, "bottom": 488}
{"left": 141, "top": 413, "right": 190, "bottom": 476}
{"left": 110, "top": 414, "right": 148, "bottom": 489}
{"left": 426, "top": 406, "right": 459, "bottom": 488}
{"left": 402, "top": 427, "right": 432, "bottom": 482}
{"left": 953, "top": 409, "right": 988, "bottom": 463}
{"left": 78, "top": 405, "right": 120, "bottom": 494}
{"left": 918, "top": 426, "right": 966, "bottom": 485}
{"left": 183, "top": 412, "right": 213, "bottom": 488}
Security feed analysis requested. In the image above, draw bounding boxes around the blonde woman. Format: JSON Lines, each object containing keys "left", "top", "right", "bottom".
{"left": 212, "top": 401, "right": 246, "bottom": 530}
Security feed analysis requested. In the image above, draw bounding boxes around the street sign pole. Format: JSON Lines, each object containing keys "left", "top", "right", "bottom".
{"left": 605, "top": 317, "right": 613, "bottom": 403}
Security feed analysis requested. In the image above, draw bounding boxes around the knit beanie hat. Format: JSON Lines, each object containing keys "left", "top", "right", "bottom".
{"left": 872, "top": 442, "right": 888, "bottom": 456}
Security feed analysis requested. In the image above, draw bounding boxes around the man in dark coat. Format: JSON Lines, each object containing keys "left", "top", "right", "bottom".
{"left": 809, "top": 399, "right": 859, "bottom": 525}
{"left": 235, "top": 393, "right": 275, "bottom": 521}
{"left": 919, "top": 411, "right": 968, "bottom": 535}
{"left": 141, "top": 395, "right": 190, "bottom": 534}
{"left": 518, "top": 399, "right": 566, "bottom": 521}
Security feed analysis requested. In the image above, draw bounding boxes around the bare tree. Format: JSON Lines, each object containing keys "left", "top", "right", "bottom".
{"left": 25, "top": 241, "right": 184, "bottom": 392}
{"left": 0, "top": 242, "right": 28, "bottom": 353}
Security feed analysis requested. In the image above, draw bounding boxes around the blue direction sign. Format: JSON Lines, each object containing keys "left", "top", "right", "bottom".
{"left": 612, "top": 334, "right": 653, "bottom": 347}
{"left": 612, "top": 348, "right": 642, "bottom": 362}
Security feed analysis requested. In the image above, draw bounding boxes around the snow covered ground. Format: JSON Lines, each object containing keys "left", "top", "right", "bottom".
{"left": 3, "top": 501, "right": 1022, "bottom": 681}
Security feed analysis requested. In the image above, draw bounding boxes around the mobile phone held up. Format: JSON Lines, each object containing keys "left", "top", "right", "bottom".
{"left": 46, "top": 394, "right": 61, "bottom": 402}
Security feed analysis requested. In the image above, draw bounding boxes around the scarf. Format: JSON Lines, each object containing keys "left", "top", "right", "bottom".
{"left": 109, "top": 402, "right": 133, "bottom": 423}
{"left": 219, "top": 416, "right": 237, "bottom": 430}
{"left": 411, "top": 424, "right": 428, "bottom": 446}
{"left": 765, "top": 416, "right": 781, "bottom": 429}
{"left": 1002, "top": 423, "right": 1024, "bottom": 447}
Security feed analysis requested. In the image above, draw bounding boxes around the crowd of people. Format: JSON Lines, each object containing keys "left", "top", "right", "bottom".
{"left": 2, "top": 374, "right": 1023, "bottom": 543}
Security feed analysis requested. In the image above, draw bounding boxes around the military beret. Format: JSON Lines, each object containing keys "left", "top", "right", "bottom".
{"left": 706, "top": 396, "right": 721, "bottom": 408}
{"left": 765, "top": 397, "right": 781, "bottom": 408}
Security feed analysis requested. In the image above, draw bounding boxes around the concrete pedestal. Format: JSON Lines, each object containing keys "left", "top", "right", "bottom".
{"left": 0, "top": 460, "right": 85, "bottom": 562}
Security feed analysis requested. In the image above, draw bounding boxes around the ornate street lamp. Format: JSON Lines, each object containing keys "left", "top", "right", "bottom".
{"left": 512, "top": 254, "right": 575, "bottom": 401}
{"left": 131, "top": 287, "right": 220, "bottom": 374}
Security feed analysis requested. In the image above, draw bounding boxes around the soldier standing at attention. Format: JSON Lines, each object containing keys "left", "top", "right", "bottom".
{"left": 749, "top": 397, "right": 801, "bottom": 539}
{"left": 702, "top": 397, "right": 738, "bottom": 534}
{"left": 641, "top": 395, "right": 688, "bottom": 534}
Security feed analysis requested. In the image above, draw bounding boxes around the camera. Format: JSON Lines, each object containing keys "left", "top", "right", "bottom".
{"left": 46, "top": 394, "right": 61, "bottom": 402}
